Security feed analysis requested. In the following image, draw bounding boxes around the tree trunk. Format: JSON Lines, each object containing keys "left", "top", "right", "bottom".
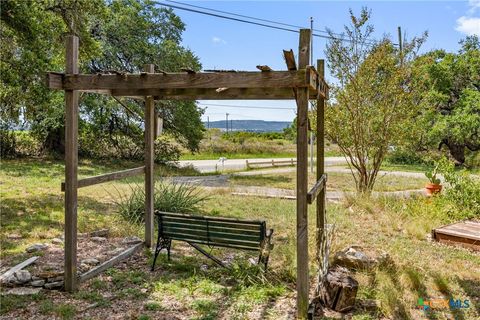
{"left": 318, "top": 266, "right": 358, "bottom": 312}
{"left": 441, "top": 140, "right": 466, "bottom": 165}
{"left": 43, "top": 126, "right": 65, "bottom": 157}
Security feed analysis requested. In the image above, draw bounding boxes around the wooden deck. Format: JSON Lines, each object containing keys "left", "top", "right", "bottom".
{"left": 432, "top": 220, "right": 480, "bottom": 251}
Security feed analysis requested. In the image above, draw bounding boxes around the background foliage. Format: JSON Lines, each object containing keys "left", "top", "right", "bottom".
{"left": 0, "top": 0, "right": 204, "bottom": 160}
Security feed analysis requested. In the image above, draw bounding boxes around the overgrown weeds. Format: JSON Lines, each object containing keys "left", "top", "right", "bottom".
{"left": 114, "top": 182, "right": 208, "bottom": 224}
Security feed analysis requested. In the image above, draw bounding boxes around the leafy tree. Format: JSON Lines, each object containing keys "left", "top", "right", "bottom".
{"left": 323, "top": 8, "right": 427, "bottom": 193}
{"left": 1, "top": 0, "right": 204, "bottom": 159}
{"left": 415, "top": 36, "right": 480, "bottom": 165}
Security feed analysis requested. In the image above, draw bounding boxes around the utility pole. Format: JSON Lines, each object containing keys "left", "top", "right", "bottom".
{"left": 225, "top": 113, "right": 229, "bottom": 133}
{"left": 310, "top": 17, "right": 315, "bottom": 173}
{"left": 398, "top": 26, "right": 403, "bottom": 65}
{"left": 207, "top": 116, "right": 210, "bottom": 129}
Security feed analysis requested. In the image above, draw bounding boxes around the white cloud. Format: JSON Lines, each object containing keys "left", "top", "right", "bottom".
{"left": 456, "top": 16, "right": 480, "bottom": 36}
{"left": 468, "top": 0, "right": 480, "bottom": 14}
{"left": 455, "top": 0, "right": 480, "bottom": 36}
{"left": 212, "top": 36, "right": 227, "bottom": 45}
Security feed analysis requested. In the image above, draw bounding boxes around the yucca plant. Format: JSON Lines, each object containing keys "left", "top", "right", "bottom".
{"left": 114, "top": 182, "right": 208, "bottom": 225}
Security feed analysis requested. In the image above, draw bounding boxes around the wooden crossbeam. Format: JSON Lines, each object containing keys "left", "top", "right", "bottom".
{"left": 111, "top": 88, "right": 324, "bottom": 100}
{"left": 61, "top": 166, "right": 145, "bottom": 192}
{"left": 46, "top": 70, "right": 311, "bottom": 91}
{"left": 307, "top": 174, "right": 327, "bottom": 204}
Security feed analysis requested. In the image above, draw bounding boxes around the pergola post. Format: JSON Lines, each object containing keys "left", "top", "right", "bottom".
{"left": 64, "top": 34, "right": 79, "bottom": 292}
{"left": 316, "top": 59, "right": 326, "bottom": 287}
{"left": 144, "top": 64, "right": 155, "bottom": 248}
{"left": 316, "top": 59, "right": 326, "bottom": 249}
{"left": 296, "top": 29, "right": 311, "bottom": 319}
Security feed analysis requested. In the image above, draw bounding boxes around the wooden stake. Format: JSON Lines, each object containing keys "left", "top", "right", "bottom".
{"left": 144, "top": 64, "right": 155, "bottom": 248}
{"left": 64, "top": 34, "right": 79, "bottom": 292}
{"left": 316, "top": 59, "right": 326, "bottom": 279}
{"left": 296, "top": 29, "right": 311, "bottom": 320}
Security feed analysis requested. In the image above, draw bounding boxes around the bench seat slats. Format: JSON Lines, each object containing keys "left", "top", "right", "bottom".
{"left": 160, "top": 216, "right": 262, "bottom": 231}
{"left": 162, "top": 230, "right": 261, "bottom": 248}
{"left": 164, "top": 234, "right": 260, "bottom": 251}
{"left": 161, "top": 221, "right": 262, "bottom": 236}
{"left": 157, "top": 211, "right": 263, "bottom": 225}
{"left": 161, "top": 225, "right": 261, "bottom": 242}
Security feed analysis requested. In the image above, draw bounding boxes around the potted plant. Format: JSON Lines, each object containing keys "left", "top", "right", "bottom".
{"left": 425, "top": 163, "right": 442, "bottom": 195}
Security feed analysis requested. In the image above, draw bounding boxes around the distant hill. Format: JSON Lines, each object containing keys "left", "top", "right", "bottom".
{"left": 205, "top": 120, "right": 291, "bottom": 132}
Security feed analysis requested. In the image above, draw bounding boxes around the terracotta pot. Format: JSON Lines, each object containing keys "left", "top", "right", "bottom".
{"left": 425, "top": 183, "right": 442, "bottom": 195}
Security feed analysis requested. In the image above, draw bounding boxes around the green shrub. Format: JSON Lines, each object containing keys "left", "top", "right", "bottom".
{"left": 438, "top": 158, "right": 480, "bottom": 219}
{"left": 115, "top": 182, "right": 208, "bottom": 224}
{"left": 385, "top": 147, "right": 429, "bottom": 165}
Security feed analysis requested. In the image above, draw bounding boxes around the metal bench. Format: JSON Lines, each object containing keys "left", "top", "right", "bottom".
{"left": 151, "top": 211, "right": 274, "bottom": 271}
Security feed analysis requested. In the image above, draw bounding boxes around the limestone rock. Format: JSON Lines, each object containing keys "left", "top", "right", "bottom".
{"left": 51, "top": 238, "right": 63, "bottom": 245}
{"left": 90, "top": 229, "right": 109, "bottom": 237}
{"left": 26, "top": 243, "right": 48, "bottom": 253}
{"left": 81, "top": 258, "right": 100, "bottom": 266}
{"left": 14, "top": 270, "right": 31, "bottom": 283}
{"left": 30, "top": 279, "right": 45, "bottom": 287}
{"left": 79, "top": 263, "right": 90, "bottom": 272}
{"left": 91, "top": 236, "right": 107, "bottom": 243}
{"left": 7, "top": 233, "right": 22, "bottom": 240}
{"left": 333, "top": 246, "right": 376, "bottom": 270}
{"left": 44, "top": 281, "right": 63, "bottom": 289}
{"left": 5, "top": 287, "right": 42, "bottom": 295}
{"left": 121, "top": 236, "right": 142, "bottom": 245}
{"left": 47, "top": 276, "right": 64, "bottom": 283}
{"left": 0, "top": 274, "right": 16, "bottom": 285}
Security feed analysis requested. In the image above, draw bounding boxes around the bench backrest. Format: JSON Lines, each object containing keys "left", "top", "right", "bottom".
{"left": 156, "top": 211, "right": 266, "bottom": 251}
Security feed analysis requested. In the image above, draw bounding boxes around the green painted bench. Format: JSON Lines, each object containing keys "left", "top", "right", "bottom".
{"left": 151, "top": 211, "right": 274, "bottom": 271}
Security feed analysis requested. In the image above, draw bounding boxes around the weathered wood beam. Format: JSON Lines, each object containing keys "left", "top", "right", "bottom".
{"left": 256, "top": 65, "right": 272, "bottom": 72}
{"left": 46, "top": 76, "right": 326, "bottom": 100}
{"left": 296, "top": 29, "right": 311, "bottom": 320}
{"left": 307, "top": 174, "right": 327, "bottom": 204}
{"left": 306, "top": 66, "right": 318, "bottom": 91}
{"left": 61, "top": 166, "right": 145, "bottom": 192}
{"left": 46, "top": 70, "right": 309, "bottom": 91}
{"left": 64, "top": 34, "right": 79, "bottom": 293}
{"left": 283, "top": 49, "right": 297, "bottom": 71}
{"left": 45, "top": 72, "right": 64, "bottom": 89}
{"left": 144, "top": 64, "right": 155, "bottom": 249}
{"left": 122, "top": 88, "right": 323, "bottom": 100}
{"left": 316, "top": 58, "right": 327, "bottom": 260}
{"left": 78, "top": 243, "right": 143, "bottom": 283}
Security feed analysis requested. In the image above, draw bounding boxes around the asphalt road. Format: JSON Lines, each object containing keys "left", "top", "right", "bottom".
{"left": 177, "top": 157, "right": 347, "bottom": 173}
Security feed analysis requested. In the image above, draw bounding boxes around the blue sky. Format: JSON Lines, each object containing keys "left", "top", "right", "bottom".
{"left": 156, "top": 0, "right": 480, "bottom": 122}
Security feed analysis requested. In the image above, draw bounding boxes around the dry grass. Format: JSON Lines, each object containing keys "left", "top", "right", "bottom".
{"left": 1, "top": 159, "right": 479, "bottom": 319}
{"left": 230, "top": 170, "right": 426, "bottom": 192}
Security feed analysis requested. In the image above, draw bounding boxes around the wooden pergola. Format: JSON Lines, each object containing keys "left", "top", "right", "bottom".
{"left": 47, "top": 29, "right": 329, "bottom": 319}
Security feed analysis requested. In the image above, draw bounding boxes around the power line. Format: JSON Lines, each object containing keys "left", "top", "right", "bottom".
{"left": 154, "top": 1, "right": 384, "bottom": 45}
{"left": 198, "top": 102, "right": 295, "bottom": 110}
{"left": 167, "top": 0, "right": 334, "bottom": 36}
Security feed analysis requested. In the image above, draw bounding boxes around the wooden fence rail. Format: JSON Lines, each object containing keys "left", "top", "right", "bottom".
{"left": 61, "top": 166, "right": 145, "bottom": 192}
{"left": 246, "top": 159, "right": 296, "bottom": 169}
